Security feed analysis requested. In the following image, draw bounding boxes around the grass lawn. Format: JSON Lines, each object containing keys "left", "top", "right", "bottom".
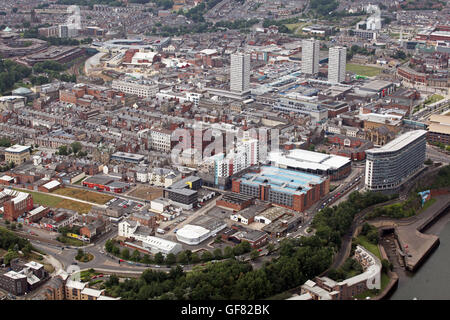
{"left": 417, "top": 198, "right": 437, "bottom": 215}
{"left": 347, "top": 63, "right": 382, "bottom": 77}
{"left": 356, "top": 235, "right": 382, "bottom": 260}
{"left": 53, "top": 187, "right": 113, "bottom": 205}
{"left": 330, "top": 185, "right": 340, "bottom": 192}
{"left": 424, "top": 94, "right": 444, "bottom": 105}
{"left": 56, "top": 235, "right": 85, "bottom": 247}
{"left": 285, "top": 22, "right": 311, "bottom": 34}
{"left": 76, "top": 252, "right": 94, "bottom": 263}
{"left": 128, "top": 185, "right": 163, "bottom": 201}
{"left": 14, "top": 189, "right": 92, "bottom": 214}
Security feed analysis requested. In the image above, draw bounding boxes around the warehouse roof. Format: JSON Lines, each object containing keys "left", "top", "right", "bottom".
{"left": 142, "top": 236, "right": 181, "bottom": 251}
{"left": 42, "top": 180, "right": 61, "bottom": 190}
{"left": 268, "top": 149, "right": 350, "bottom": 172}
{"left": 176, "top": 224, "right": 210, "bottom": 239}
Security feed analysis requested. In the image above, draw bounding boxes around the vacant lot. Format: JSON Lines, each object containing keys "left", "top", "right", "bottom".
{"left": 285, "top": 22, "right": 311, "bottom": 35}
{"left": 53, "top": 187, "right": 113, "bottom": 205}
{"left": 347, "top": 63, "right": 382, "bottom": 77}
{"left": 128, "top": 185, "right": 163, "bottom": 201}
{"left": 14, "top": 189, "right": 92, "bottom": 214}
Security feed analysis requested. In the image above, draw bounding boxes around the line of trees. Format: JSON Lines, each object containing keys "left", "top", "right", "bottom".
{"left": 104, "top": 239, "right": 253, "bottom": 266}
{"left": 57, "top": 142, "right": 87, "bottom": 157}
{"left": 346, "top": 44, "right": 376, "bottom": 61}
{"left": 0, "top": 227, "right": 34, "bottom": 265}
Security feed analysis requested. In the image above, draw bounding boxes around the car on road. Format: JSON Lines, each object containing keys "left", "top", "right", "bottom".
{"left": 154, "top": 265, "right": 161, "bottom": 268}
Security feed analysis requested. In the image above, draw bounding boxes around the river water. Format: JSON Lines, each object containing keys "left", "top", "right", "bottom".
{"left": 389, "top": 210, "right": 450, "bottom": 300}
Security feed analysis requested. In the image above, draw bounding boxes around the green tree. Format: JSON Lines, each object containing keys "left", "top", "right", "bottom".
{"left": 381, "top": 259, "right": 392, "bottom": 273}
{"left": 213, "top": 248, "right": 222, "bottom": 260}
{"left": 250, "top": 249, "right": 260, "bottom": 260}
{"left": 75, "top": 249, "right": 84, "bottom": 261}
{"left": 22, "top": 243, "right": 32, "bottom": 255}
{"left": 58, "top": 145, "right": 69, "bottom": 156}
{"left": 165, "top": 253, "right": 176, "bottom": 265}
{"left": 190, "top": 252, "right": 200, "bottom": 264}
{"left": 201, "top": 250, "right": 213, "bottom": 262}
{"left": 105, "top": 274, "right": 119, "bottom": 287}
{"left": 70, "top": 141, "right": 82, "bottom": 154}
{"left": 154, "top": 252, "right": 164, "bottom": 264}
{"left": 121, "top": 248, "right": 130, "bottom": 260}
{"left": 131, "top": 249, "right": 141, "bottom": 262}
{"left": 223, "top": 246, "right": 234, "bottom": 258}
{"left": 367, "top": 229, "right": 379, "bottom": 244}
{"left": 3, "top": 250, "right": 19, "bottom": 265}
{"left": 112, "top": 246, "right": 120, "bottom": 256}
{"left": 176, "top": 251, "right": 189, "bottom": 264}
{"left": 142, "top": 254, "right": 152, "bottom": 264}
{"left": 105, "top": 239, "right": 114, "bottom": 253}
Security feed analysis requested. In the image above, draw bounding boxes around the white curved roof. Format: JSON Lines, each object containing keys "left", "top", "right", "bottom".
{"left": 176, "top": 224, "right": 210, "bottom": 240}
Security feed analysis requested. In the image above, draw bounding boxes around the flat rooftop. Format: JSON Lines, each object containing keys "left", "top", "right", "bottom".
{"left": 111, "top": 152, "right": 145, "bottom": 161}
{"left": 5, "top": 144, "right": 31, "bottom": 153}
{"left": 360, "top": 80, "right": 393, "bottom": 92}
{"left": 269, "top": 149, "right": 351, "bottom": 171}
{"left": 83, "top": 175, "right": 115, "bottom": 186}
{"left": 238, "top": 166, "right": 325, "bottom": 196}
{"left": 366, "top": 130, "right": 427, "bottom": 154}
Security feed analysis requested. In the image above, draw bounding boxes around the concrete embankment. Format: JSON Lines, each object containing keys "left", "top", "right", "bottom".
{"left": 369, "top": 195, "right": 450, "bottom": 273}
{"left": 373, "top": 244, "right": 399, "bottom": 300}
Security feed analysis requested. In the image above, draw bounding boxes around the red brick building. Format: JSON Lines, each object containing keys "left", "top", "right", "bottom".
{"left": 0, "top": 189, "right": 34, "bottom": 221}
{"left": 216, "top": 193, "right": 255, "bottom": 211}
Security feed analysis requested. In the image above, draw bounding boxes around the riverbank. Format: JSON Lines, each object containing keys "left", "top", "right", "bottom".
{"left": 369, "top": 195, "right": 450, "bottom": 272}
{"left": 388, "top": 210, "right": 450, "bottom": 300}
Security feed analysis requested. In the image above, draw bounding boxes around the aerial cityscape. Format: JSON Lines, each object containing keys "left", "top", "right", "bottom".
{"left": 0, "top": 0, "right": 449, "bottom": 306}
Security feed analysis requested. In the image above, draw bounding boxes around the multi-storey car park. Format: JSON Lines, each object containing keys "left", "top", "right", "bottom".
{"left": 365, "top": 130, "right": 427, "bottom": 192}
{"left": 231, "top": 166, "right": 330, "bottom": 213}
